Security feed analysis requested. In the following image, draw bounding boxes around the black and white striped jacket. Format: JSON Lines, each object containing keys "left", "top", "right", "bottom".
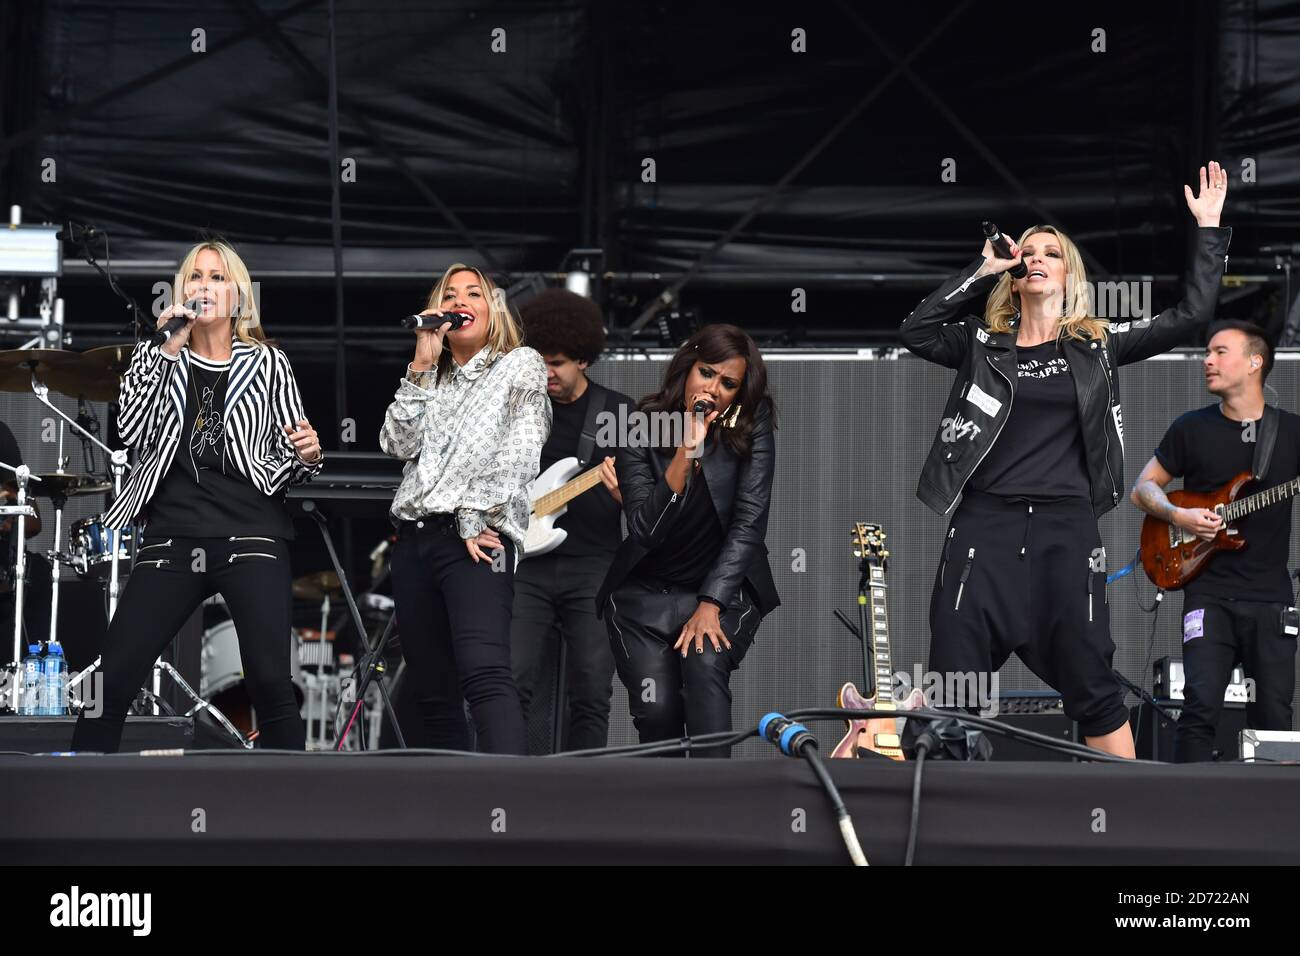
{"left": 100, "top": 338, "right": 323, "bottom": 530}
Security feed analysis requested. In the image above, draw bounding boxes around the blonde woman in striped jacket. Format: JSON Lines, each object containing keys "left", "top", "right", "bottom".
{"left": 71, "top": 241, "right": 322, "bottom": 753}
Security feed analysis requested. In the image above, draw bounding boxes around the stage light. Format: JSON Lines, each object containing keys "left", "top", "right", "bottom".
{"left": 0, "top": 224, "right": 62, "bottom": 278}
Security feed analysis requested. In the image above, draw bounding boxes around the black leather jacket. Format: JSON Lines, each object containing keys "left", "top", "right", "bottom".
{"left": 900, "top": 226, "right": 1232, "bottom": 517}
{"left": 595, "top": 403, "right": 780, "bottom": 617}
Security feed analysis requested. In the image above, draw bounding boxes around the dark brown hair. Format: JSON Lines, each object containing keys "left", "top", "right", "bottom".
{"left": 1206, "top": 320, "right": 1274, "bottom": 382}
{"left": 639, "top": 323, "right": 776, "bottom": 458}
{"left": 520, "top": 289, "right": 607, "bottom": 364}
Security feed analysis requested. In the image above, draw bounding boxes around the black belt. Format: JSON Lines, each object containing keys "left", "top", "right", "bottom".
{"left": 397, "top": 513, "right": 458, "bottom": 536}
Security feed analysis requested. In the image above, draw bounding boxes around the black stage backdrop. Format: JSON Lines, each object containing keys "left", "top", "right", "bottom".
{"left": 1, "top": 1, "right": 1298, "bottom": 339}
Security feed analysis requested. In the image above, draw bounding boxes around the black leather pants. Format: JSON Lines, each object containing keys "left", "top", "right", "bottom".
{"left": 603, "top": 578, "right": 760, "bottom": 757}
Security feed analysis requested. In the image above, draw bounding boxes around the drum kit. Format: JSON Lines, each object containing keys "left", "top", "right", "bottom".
{"left": 0, "top": 345, "right": 389, "bottom": 750}
{"left": 0, "top": 346, "right": 134, "bottom": 703}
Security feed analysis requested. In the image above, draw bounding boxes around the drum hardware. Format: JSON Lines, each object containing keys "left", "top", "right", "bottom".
{"left": 291, "top": 497, "right": 405, "bottom": 750}
{"left": 30, "top": 364, "right": 144, "bottom": 713}
{"left": 0, "top": 460, "right": 39, "bottom": 688}
{"left": 29, "top": 373, "right": 131, "bottom": 618}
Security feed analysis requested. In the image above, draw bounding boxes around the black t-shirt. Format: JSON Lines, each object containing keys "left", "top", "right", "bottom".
{"left": 633, "top": 462, "right": 724, "bottom": 588}
{"left": 1155, "top": 404, "right": 1300, "bottom": 603}
{"left": 146, "top": 354, "right": 295, "bottom": 539}
{"left": 540, "top": 383, "right": 628, "bottom": 557}
{"left": 968, "top": 340, "right": 1090, "bottom": 500}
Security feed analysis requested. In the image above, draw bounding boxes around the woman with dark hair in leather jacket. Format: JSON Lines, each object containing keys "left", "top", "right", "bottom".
{"left": 900, "top": 162, "right": 1231, "bottom": 758}
{"left": 596, "top": 324, "right": 779, "bottom": 758}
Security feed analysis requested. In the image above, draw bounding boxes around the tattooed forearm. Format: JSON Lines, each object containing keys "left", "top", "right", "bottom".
{"left": 1133, "top": 479, "right": 1178, "bottom": 520}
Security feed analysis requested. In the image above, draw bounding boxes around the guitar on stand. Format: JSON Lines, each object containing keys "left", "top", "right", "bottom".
{"left": 831, "top": 522, "right": 923, "bottom": 760}
{"left": 1139, "top": 471, "right": 1300, "bottom": 590}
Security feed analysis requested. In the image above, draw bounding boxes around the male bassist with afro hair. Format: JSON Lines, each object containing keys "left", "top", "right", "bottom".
{"left": 512, "top": 289, "right": 634, "bottom": 752}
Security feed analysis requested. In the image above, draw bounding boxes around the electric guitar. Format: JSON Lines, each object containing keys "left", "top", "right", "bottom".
{"left": 831, "top": 522, "right": 924, "bottom": 760}
{"left": 1139, "top": 471, "right": 1300, "bottom": 590}
{"left": 522, "top": 457, "right": 609, "bottom": 558}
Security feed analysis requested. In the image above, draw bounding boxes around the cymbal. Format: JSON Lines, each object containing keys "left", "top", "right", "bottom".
{"left": 27, "top": 473, "right": 113, "bottom": 498}
{"left": 79, "top": 344, "right": 135, "bottom": 375}
{"left": 0, "top": 349, "right": 95, "bottom": 397}
{"left": 293, "top": 570, "right": 342, "bottom": 601}
{"left": 73, "top": 344, "right": 140, "bottom": 401}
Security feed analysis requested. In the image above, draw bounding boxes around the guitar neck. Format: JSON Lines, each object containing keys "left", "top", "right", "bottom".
{"left": 533, "top": 464, "right": 605, "bottom": 517}
{"left": 1225, "top": 477, "right": 1300, "bottom": 522}
{"left": 866, "top": 567, "right": 894, "bottom": 709}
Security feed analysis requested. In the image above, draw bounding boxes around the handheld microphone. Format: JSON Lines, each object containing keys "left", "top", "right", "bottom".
{"left": 401, "top": 311, "right": 472, "bottom": 331}
{"left": 150, "top": 298, "right": 203, "bottom": 346}
{"left": 981, "top": 221, "right": 1028, "bottom": 278}
{"left": 691, "top": 398, "right": 716, "bottom": 415}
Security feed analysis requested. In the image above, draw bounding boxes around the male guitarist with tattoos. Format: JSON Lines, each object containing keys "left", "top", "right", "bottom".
{"left": 1131, "top": 321, "right": 1300, "bottom": 761}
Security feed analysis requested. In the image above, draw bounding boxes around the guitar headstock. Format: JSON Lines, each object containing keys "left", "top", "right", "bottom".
{"left": 852, "top": 521, "right": 888, "bottom": 570}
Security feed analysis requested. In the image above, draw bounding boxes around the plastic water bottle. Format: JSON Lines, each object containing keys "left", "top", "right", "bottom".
{"left": 18, "top": 644, "right": 42, "bottom": 716}
{"left": 41, "top": 642, "right": 67, "bottom": 716}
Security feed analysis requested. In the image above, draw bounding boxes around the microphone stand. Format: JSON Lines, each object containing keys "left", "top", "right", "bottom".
{"left": 295, "top": 499, "right": 405, "bottom": 749}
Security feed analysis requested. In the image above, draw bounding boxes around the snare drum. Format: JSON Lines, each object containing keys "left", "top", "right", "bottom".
{"left": 69, "top": 518, "right": 136, "bottom": 578}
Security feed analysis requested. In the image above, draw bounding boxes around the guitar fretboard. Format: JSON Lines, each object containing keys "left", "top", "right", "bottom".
{"left": 1224, "top": 477, "right": 1300, "bottom": 522}
{"left": 869, "top": 567, "right": 894, "bottom": 710}
{"left": 532, "top": 465, "right": 605, "bottom": 517}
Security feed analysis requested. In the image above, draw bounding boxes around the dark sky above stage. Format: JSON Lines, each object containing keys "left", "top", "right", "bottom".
{"left": 1, "top": 0, "right": 1298, "bottom": 340}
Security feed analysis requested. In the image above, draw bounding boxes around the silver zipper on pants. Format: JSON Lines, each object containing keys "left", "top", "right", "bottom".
{"left": 954, "top": 547, "right": 975, "bottom": 611}
{"left": 228, "top": 552, "right": 277, "bottom": 563}
{"left": 940, "top": 526, "right": 956, "bottom": 586}
{"left": 607, "top": 593, "right": 630, "bottom": 656}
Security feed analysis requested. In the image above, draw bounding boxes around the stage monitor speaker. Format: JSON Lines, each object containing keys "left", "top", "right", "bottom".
{"left": 1239, "top": 729, "right": 1300, "bottom": 762}
{"left": 0, "top": 715, "right": 193, "bottom": 753}
{"left": 1130, "top": 700, "right": 1248, "bottom": 761}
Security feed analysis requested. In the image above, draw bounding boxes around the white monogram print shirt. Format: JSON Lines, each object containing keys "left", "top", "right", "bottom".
{"left": 380, "top": 344, "right": 552, "bottom": 551}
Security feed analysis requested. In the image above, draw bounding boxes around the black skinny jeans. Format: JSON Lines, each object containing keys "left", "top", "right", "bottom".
{"left": 510, "top": 551, "right": 616, "bottom": 753}
{"left": 603, "top": 578, "right": 760, "bottom": 758}
{"left": 388, "top": 514, "right": 527, "bottom": 755}
{"left": 70, "top": 535, "right": 305, "bottom": 753}
{"left": 1175, "top": 594, "right": 1297, "bottom": 762}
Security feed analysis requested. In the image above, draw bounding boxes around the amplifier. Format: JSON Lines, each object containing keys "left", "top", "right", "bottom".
{"left": 988, "top": 692, "right": 1076, "bottom": 761}
{"left": 1239, "top": 730, "right": 1300, "bottom": 761}
{"left": 1153, "top": 656, "right": 1250, "bottom": 703}
{"left": 1131, "top": 700, "right": 1248, "bottom": 761}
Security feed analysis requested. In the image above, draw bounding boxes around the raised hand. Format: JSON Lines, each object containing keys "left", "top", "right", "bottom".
{"left": 1185, "top": 161, "right": 1227, "bottom": 227}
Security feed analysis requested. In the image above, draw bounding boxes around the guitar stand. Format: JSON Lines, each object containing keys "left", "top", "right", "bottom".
{"left": 295, "top": 499, "right": 405, "bottom": 750}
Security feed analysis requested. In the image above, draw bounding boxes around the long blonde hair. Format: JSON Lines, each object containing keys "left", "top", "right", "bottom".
{"left": 983, "top": 224, "right": 1107, "bottom": 343}
{"left": 173, "top": 240, "right": 266, "bottom": 347}
{"left": 425, "top": 263, "right": 522, "bottom": 379}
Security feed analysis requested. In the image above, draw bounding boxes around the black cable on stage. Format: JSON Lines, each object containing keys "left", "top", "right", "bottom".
{"left": 757, "top": 713, "right": 866, "bottom": 864}
{"left": 554, "top": 728, "right": 750, "bottom": 758}
{"left": 1126, "top": 567, "right": 1164, "bottom": 756}
{"left": 788, "top": 707, "right": 1160, "bottom": 764}
{"left": 904, "top": 728, "right": 936, "bottom": 866}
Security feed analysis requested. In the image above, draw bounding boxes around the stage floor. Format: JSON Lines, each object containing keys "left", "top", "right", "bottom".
{"left": 2, "top": 753, "right": 1297, "bottom": 864}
